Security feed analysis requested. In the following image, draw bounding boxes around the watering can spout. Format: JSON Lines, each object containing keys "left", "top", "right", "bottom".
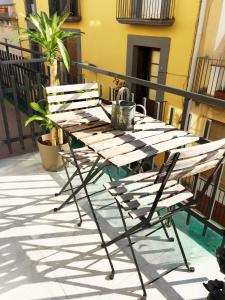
{"left": 116, "top": 87, "right": 130, "bottom": 103}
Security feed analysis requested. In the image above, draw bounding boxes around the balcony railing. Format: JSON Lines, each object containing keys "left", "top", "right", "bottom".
{"left": 49, "top": 0, "right": 81, "bottom": 22}
{"left": 116, "top": 0, "right": 175, "bottom": 26}
{"left": 1, "top": 41, "right": 225, "bottom": 243}
{"left": 193, "top": 57, "right": 225, "bottom": 100}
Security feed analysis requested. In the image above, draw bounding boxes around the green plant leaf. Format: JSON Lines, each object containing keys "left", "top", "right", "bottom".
{"left": 25, "top": 115, "right": 46, "bottom": 127}
{"left": 22, "top": 12, "right": 82, "bottom": 82}
{"left": 27, "top": 14, "right": 44, "bottom": 37}
{"left": 56, "top": 38, "right": 70, "bottom": 71}
{"left": 30, "top": 102, "right": 47, "bottom": 115}
{"left": 57, "top": 12, "right": 70, "bottom": 29}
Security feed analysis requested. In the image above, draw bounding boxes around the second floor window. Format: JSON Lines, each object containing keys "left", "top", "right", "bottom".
{"left": 25, "top": 0, "right": 36, "bottom": 16}
{"left": 49, "top": 0, "right": 80, "bottom": 20}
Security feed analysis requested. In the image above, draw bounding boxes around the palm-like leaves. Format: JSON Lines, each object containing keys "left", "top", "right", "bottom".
{"left": 24, "top": 12, "right": 80, "bottom": 71}
{"left": 25, "top": 100, "right": 53, "bottom": 130}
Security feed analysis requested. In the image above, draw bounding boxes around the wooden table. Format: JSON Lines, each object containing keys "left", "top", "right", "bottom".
{"left": 47, "top": 105, "right": 200, "bottom": 286}
{"left": 48, "top": 106, "right": 199, "bottom": 169}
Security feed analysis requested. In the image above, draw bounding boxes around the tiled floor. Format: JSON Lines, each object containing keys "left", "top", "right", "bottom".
{"left": 0, "top": 152, "right": 223, "bottom": 300}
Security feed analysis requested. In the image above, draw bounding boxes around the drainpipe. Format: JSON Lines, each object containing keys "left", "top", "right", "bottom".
{"left": 187, "top": 0, "right": 208, "bottom": 91}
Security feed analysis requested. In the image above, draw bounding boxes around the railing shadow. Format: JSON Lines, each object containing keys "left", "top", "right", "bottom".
{"left": 0, "top": 153, "right": 219, "bottom": 300}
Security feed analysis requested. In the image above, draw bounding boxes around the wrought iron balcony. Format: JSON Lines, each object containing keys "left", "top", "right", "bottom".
{"left": 193, "top": 57, "right": 225, "bottom": 100}
{"left": 116, "top": 0, "right": 175, "bottom": 26}
{"left": 49, "top": 0, "right": 81, "bottom": 22}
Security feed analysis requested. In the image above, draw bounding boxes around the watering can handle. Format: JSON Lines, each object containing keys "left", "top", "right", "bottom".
{"left": 136, "top": 104, "right": 147, "bottom": 116}
{"left": 135, "top": 104, "right": 147, "bottom": 124}
{"left": 116, "top": 87, "right": 130, "bottom": 104}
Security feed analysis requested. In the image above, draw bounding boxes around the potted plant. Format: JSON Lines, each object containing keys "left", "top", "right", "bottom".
{"left": 25, "top": 100, "right": 69, "bottom": 171}
{"left": 23, "top": 12, "right": 81, "bottom": 171}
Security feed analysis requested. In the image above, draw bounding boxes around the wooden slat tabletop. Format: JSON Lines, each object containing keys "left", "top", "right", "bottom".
{"left": 48, "top": 106, "right": 200, "bottom": 168}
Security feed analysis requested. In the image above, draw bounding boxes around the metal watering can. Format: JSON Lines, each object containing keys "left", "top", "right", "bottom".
{"left": 111, "top": 87, "right": 146, "bottom": 131}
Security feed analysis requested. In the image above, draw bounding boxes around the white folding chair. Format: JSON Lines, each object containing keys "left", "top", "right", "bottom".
{"left": 103, "top": 138, "right": 225, "bottom": 299}
{"left": 46, "top": 83, "right": 103, "bottom": 216}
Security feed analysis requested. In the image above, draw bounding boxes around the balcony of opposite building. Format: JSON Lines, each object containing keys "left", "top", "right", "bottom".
{"left": 116, "top": 0, "right": 175, "bottom": 26}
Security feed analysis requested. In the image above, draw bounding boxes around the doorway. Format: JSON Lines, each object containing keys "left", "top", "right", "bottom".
{"left": 134, "top": 46, "right": 160, "bottom": 113}
{"left": 126, "top": 35, "right": 170, "bottom": 118}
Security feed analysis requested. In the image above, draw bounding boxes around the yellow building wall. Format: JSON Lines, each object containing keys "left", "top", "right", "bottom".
{"left": 15, "top": 0, "right": 201, "bottom": 127}
{"left": 63, "top": 0, "right": 200, "bottom": 126}
{"left": 15, "top": 0, "right": 27, "bottom": 48}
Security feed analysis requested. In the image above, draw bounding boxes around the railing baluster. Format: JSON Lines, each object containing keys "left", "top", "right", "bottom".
{"left": 109, "top": 87, "right": 113, "bottom": 101}
{"left": 203, "top": 164, "right": 224, "bottom": 236}
{"left": 99, "top": 84, "right": 103, "bottom": 97}
{"left": 187, "top": 113, "right": 192, "bottom": 131}
{"left": 168, "top": 107, "right": 174, "bottom": 125}
{"left": 142, "top": 96, "right": 147, "bottom": 109}
{"left": 180, "top": 97, "right": 192, "bottom": 131}
{"left": 0, "top": 83, "right": 12, "bottom": 153}
{"left": 203, "top": 119, "right": 212, "bottom": 139}
{"left": 11, "top": 75, "right": 25, "bottom": 150}
{"left": 36, "top": 73, "right": 46, "bottom": 136}
{"left": 218, "top": 190, "right": 225, "bottom": 225}
{"left": 154, "top": 101, "right": 160, "bottom": 119}
{"left": 25, "top": 76, "right": 36, "bottom": 150}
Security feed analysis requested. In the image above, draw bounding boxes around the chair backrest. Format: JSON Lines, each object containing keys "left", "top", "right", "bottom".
{"left": 46, "top": 82, "right": 100, "bottom": 113}
{"left": 168, "top": 138, "right": 225, "bottom": 180}
{"left": 146, "top": 138, "right": 225, "bottom": 221}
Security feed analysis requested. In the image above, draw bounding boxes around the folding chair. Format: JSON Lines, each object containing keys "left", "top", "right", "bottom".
{"left": 46, "top": 82, "right": 115, "bottom": 278}
{"left": 46, "top": 82, "right": 111, "bottom": 210}
{"left": 103, "top": 138, "right": 225, "bottom": 299}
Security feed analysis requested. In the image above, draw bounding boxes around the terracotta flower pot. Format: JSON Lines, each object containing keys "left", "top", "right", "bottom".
{"left": 37, "top": 133, "right": 69, "bottom": 172}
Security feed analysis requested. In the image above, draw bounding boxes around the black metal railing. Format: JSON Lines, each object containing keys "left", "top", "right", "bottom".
{"left": 1, "top": 42, "right": 225, "bottom": 243}
{"left": 116, "top": 0, "right": 175, "bottom": 25}
{"left": 0, "top": 42, "right": 48, "bottom": 85}
{"left": 182, "top": 174, "right": 225, "bottom": 234}
{"left": 0, "top": 42, "right": 48, "bottom": 113}
{"left": 193, "top": 57, "right": 225, "bottom": 100}
{"left": 49, "top": 0, "right": 81, "bottom": 22}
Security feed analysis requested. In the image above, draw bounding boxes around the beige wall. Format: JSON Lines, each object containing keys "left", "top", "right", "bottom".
{"left": 199, "top": 0, "right": 225, "bottom": 58}
{"left": 190, "top": 0, "right": 225, "bottom": 137}
{"left": 0, "top": 20, "right": 20, "bottom": 50}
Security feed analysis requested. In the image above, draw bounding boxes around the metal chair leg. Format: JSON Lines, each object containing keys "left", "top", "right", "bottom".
{"left": 55, "top": 159, "right": 83, "bottom": 226}
{"left": 157, "top": 211, "right": 174, "bottom": 242}
{"left": 54, "top": 157, "right": 102, "bottom": 212}
{"left": 54, "top": 169, "right": 78, "bottom": 197}
{"left": 171, "top": 218, "right": 195, "bottom": 272}
{"left": 90, "top": 170, "right": 105, "bottom": 184}
{"left": 116, "top": 202, "right": 147, "bottom": 300}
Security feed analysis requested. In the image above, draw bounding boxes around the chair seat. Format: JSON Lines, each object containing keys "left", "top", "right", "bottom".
{"left": 104, "top": 169, "right": 193, "bottom": 219}
{"left": 59, "top": 147, "right": 102, "bottom": 169}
